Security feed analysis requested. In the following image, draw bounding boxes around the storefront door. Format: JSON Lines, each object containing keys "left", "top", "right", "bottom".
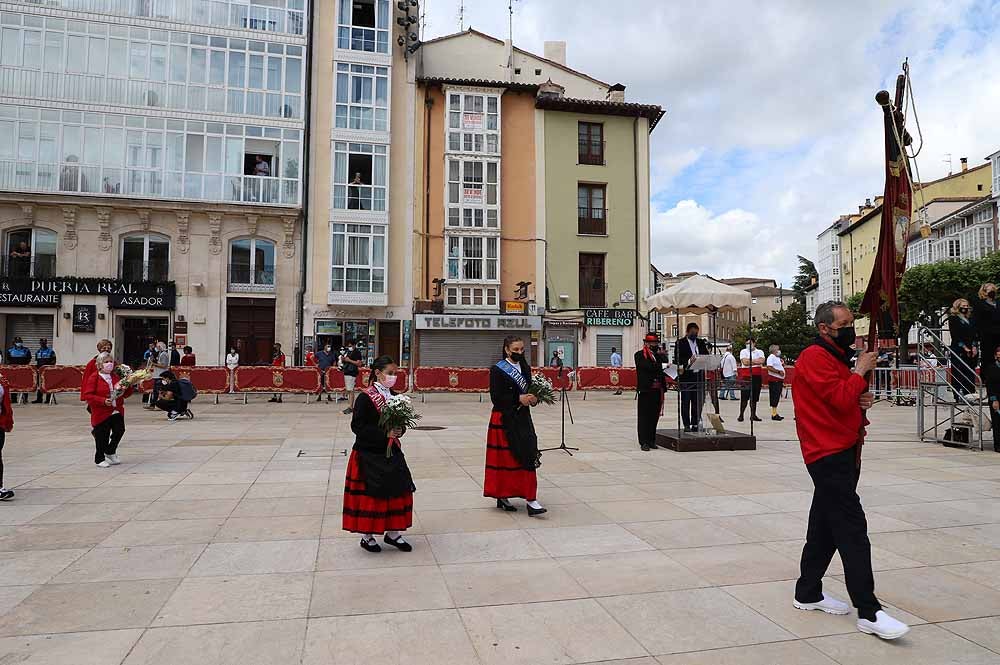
{"left": 546, "top": 339, "right": 576, "bottom": 369}
{"left": 226, "top": 298, "right": 276, "bottom": 365}
{"left": 378, "top": 321, "right": 400, "bottom": 363}
{"left": 120, "top": 317, "right": 169, "bottom": 368}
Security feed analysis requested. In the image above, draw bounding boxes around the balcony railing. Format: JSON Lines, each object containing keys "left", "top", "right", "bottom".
{"left": 578, "top": 207, "right": 607, "bottom": 235}
{"left": 578, "top": 140, "right": 606, "bottom": 166}
{"left": 1, "top": 255, "right": 56, "bottom": 279}
{"left": 119, "top": 259, "right": 169, "bottom": 283}
{"left": 228, "top": 264, "right": 276, "bottom": 292}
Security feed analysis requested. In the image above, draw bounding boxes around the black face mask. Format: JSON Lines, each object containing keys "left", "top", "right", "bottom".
{"left": 510, "top": 352, "right": 524, "bottom": 363}
{"left": 990, "top": 291, "right": 997, "bottom": 300}
{"left": 830, "top": 326, "right": 857, "bottom": 351}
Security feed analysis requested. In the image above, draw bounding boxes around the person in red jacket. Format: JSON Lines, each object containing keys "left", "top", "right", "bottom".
{"left": 791, "top": 301, "right": 909, "bottom": 640}
{"left": 268, "top": 343, "right": 286, "bottom": 403}
{"left": 180, "top": 346, "right": 197, "bottom": 366}
{"left": 80, "top": 339, "right": 113, "bottom": 404}
{"left": 82, "top": 352, "right": 134, "bottom": 468}
{"left": 0, "top": 374, "right": 15, "bottom": 500}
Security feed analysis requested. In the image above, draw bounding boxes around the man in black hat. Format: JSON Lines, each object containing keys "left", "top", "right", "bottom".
{"left": 635, "top": 332, "right": 669, "bottom": 451}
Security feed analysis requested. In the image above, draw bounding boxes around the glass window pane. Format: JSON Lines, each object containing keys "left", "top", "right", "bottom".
{"left": 248, "top": 54, "right": 264, "bottom": 88}
{"left": 67, "top": 34, "right": 86, "bottom": 73}
{"left": 44, "top": 32, "right": 64, "bottom": 72}
{"left": 104, "top": 127, "right": 123, "bottom": 166}
{"left": 225, "top": 137, "right": 242, "bottom": 174}
{"left": 62, "top": 125, "right": 81, "bottom": 161}
{"left": 189, "top": 48, "right": 206, "bottom": 83}
{"left": 331, "top": 232, "right": 345, "bottom": 265}
{"left": 205, "top": 135, "right": 222, "bottom": 172}
{"left": 83, "top": 126, "right": 101, "bottom": 163}
{"left": 209, "top": 49, "right": 225, "bottom": 84}
{"left": 130, "top": 41, "right": 147, "bottom": 78}
{"left": 170, "top": 44, "right": 186, "bottom": 82}
{"left": 107, "top": 38, "right": 126, "bottom": 76}
{"left": 87, "top": 36, "right": 105, "bottom": 75}
{"left": 266, "top": 56, "right": 281, "bottom": 91}
{"left": 228, "top": 51, "right": 245, "bottom": 87}
{"left": 285, "top": 57, "right": 301, "bottom": 93}
{"left": 24, "top": 30, "right": 41, "bottom": 69}
{"left": 165, "top": 132, "right": 183, "bottom": 170}
{"left": 1, "top": 28, "right": 19, "bottom": 67}
{"left": 147, "top": 42, "right": 166, "bottom": 81}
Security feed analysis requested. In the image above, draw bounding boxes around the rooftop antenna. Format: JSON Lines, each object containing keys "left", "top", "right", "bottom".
{"left": 420, "top": 0, "right": 427, "bottom": 40}
{"left": 459, "top": 0, "right": 464, "bottom": 31}
{"left": 507, "top": 0, "right": 519, "bottom": 73}
{"left": 942, "top": 152, "right": 952, "bottom": 175}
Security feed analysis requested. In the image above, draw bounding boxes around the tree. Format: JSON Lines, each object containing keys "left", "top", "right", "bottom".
{"left": 792, "top": 256, "right": 818, "bottom": 304}
{"left": 732, "top": 302, "right": 814, "bottom": 361}
{"left": 845, "top": 292, "right": 864, "bottom": 315}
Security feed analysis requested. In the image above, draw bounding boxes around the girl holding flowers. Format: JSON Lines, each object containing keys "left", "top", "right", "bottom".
{"left": 486, "top": 335, "right": 546, "bottom": 516}
{"left": 343, "top": 355, "right": 417, "bottom": 553}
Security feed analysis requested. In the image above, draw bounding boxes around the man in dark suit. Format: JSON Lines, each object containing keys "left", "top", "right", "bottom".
{"left": 675, "top": 322, "right": 710, "bottom": 432}
{"left": 635, "top": 332, "right": 669, "bottom": 451}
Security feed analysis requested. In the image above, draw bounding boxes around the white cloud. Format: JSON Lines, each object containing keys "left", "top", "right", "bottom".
{"left": 422, "top": 1, "right": 1000, "bottom": 284}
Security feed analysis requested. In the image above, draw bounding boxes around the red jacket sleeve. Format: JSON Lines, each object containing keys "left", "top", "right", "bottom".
{"left": 81, "top": 373, "right": 105, "bottom": 409}
{"left": 795, "top": 349, "right": 868, "bottom": 415}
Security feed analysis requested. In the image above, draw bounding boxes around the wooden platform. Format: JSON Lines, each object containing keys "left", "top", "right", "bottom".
{"left": 655, "top": 429, "right": 757, "bottom": 452}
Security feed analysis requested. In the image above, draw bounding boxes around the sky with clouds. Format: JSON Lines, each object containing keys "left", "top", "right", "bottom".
{"left": 420, "top": 0, "right": 1000, "bottom": 285}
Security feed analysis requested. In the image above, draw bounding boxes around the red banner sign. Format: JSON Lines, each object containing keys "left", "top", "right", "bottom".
{"left": 0, "top": 365, "right": 36, "bottom": 392}
{"left": 39, "top": 365, "right": 84, "bottom": 393}
{"left": 535, "top": 366, "right": 573, "bottom": 391}
{"left": 234, "top": 366, "right": 321, "bottom": 393}
{"left": 576, "top": 367, "right": 637, "bottom": 390}
{"left": 172, "top": 366, "right": 231, "bottom": 394}
{"left": 323, "top": 369, "right": 410, "bottom": 393}
{"left": 414, "top": 367, "right": 490, "bottom": 392}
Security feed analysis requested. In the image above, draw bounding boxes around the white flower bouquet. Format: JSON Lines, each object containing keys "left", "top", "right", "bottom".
{"left": 377, "top": 394, "right": 422, "bottom": 457}
{"left": 110, "top": 364, "right": 153, "bottom": 402}
{"left": 527, "top": 374, "right": 556, "bottom": 405}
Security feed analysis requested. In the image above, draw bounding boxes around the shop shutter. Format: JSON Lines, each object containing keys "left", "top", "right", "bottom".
{"left": 418, "top": 330, "right": 534, "bottom": 367}
{"left": 6, "top": 313, "right": 55, "bottom": 358}
{"left": 596, "top": 334, "right": 622, "bottom": 366}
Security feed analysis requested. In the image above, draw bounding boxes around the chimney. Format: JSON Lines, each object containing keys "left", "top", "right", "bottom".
{"left": 608, "top": 83, "right": 626, "bottom": 103}
{"left": 536, "top": 78, "right": 565, "bottom": 100}
{"left": 859, "top": 205, "right": 864, "bottom": 214}
{"left": 961, "top": 157, "right": 968, "bottom": 172}
{"left": 543, "top": 41, "right": 566, "bottom": 66}
{"left": 865, "top": 198, "right": 872, "bottom": 207}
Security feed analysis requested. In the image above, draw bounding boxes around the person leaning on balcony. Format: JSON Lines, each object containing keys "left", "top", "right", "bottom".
{"left": 8, "top": 242, "right": 30, "bottom": 277}
{"left": 947, "top": 298, "right": 978, "bottom": 400}
{"left": 253, "top": 155, "right": 270, "bottom": 177}
{"left": 972, "top": 283, "right": 1000, "bottom": 368}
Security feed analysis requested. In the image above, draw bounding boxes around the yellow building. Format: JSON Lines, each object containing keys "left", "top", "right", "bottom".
{"left": 839, "top": 162, "right": 992, "bottom": 335}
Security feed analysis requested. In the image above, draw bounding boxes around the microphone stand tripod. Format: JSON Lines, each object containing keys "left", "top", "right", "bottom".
{"left": 539, "top": 363, "right": 578, "bottom": 455}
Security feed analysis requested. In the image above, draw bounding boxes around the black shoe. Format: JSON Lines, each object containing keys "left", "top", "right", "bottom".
{"left": 327, "top": 396, "right": 334, "bottom": 402}
{"left": 683, "top": 426, "right": 691, "bottom": 433}
{"left": 771, "top": 415, "right": 784, "bottom": 421}
{"left": 649, "top": 442, "right": 660, "bottom": 449}
{"left": 383, "top": 534, "right": 413, "bottom": 552}
{"left": 30, "top": 399, "right": 42, "bottom": 404}
{"left": 277, "top": 397, "right": 283, "bottom": 403}
{"left": 343, "top": 407, "right": 353, "bottom": 415}
{"left": 0, "top": 490, "right": 13, "bottom": 501}
{"left": 640, "top": 444, "right": 651, "bottom": 451}
{"left": 737, "top": 415, "right": 745, "bottom": 422}
{"left": 751, "top": 416, "right": 763, "bottom": 422}
{"left": 527, "top": 504, "right": 547, "bottom": 517}
{"left": 496, "top": 498, "right": 518, "bottom": 512}
{"left": 360, "top": 537, "right": 382, "bottom": 553}
{"left": 268, "top": 397, "right": 279, "bottom": 403}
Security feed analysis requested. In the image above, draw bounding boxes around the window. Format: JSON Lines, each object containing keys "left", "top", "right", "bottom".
{"left": 579, "top": 253, "right": 605, "bottom": 307}
{"left": 447, "top": 93, "right": 499, "bottom": 155}
{"left": 229, "top": 238, "right": 275, "bottom": 291}
{"left": 578, "top": 184, "right": 607, "bottom": 235}
{"left": 335, "top": 63, "right": 389, "bottom": 132}
{"left": 4, "top": 228, "right": 56, "bottom": 278}
{"left": 974, "top": 206, "right": 994, "bottom": 224}
{"left": 333, "top": 142, "right": 387, "bottom": 211}
{"left": 578, "top": 122, "right": 604, "bottom": 165}
{"left": 446, "top": 236, "right": 498, "bottom": 282}
{"left": 331, "top": 223, "right": 386, "bottom": 293}
{"left": 120, "top": 233, "right": 169, "bottom": 281}
{"left": 445, "top": 285, "right": 499, "bottom": 308}
{"left": 446, "top": 158, "right": 498, "bottom": 226}
{"left": 337, "top": 0, "right": 390, "bottom": 53}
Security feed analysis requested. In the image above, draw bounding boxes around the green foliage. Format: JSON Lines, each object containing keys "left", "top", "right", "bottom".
{"left": 898, "top": 255, "right": 1000, "bottom": 327}
{"left": 845, "top": 291, "right": 864, "bottom": 315}
{"left": 793, "top": 255, "right": 819, "bottom": 303}
{"left": 730, "top": 303, "right": 815, "bottom": 360}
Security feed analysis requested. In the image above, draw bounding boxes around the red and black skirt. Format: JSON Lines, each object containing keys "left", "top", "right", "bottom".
{"left": 484, "top": 410, "right": 537, "bottom": 501}
{"left": 342, "top": 450, "right": 413, "bottom": 534}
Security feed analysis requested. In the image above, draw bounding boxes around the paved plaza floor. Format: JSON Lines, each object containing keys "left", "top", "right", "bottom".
{"left": 0, "top": 392, "right": 999, "bottom": 664}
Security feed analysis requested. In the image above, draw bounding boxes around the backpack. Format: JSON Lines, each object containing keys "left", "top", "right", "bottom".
{"left": 177, "top": 378, "right": 198, "bottom": 402}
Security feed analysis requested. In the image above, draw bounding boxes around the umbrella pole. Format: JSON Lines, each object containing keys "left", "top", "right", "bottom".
{"left": 676, "top": 311, "right": 682, "bottom": 436}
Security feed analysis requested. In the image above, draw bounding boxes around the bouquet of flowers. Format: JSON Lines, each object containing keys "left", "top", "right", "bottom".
{"left": 377, "top": 394, "right": 422, "bottom": 457}
{"left": 109, "top": 364, "right": 153, "bottom": 402}
{"left": 527, "top": 374, "right": 556, "bottom": 405}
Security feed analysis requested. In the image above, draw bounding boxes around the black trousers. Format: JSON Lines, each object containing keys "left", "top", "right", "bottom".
{"left": 0, "top": 430, "right": 5, "bottom": 487}
{"left": 92, "top": 413, "right": 125, "bottom": 464}
{"left": 33, "top": 390, "right": 52, "bottom": 403}
{"left": 795, "top": 445, "right": 881, "bottom": 620}
{"left": 991, "top": 408, "right": 1000, "bottom": 452}
{"left": 679, "top": 372, "right": 703, "bottom": 428}
{"left": 637, "top": 390, "right": 662, "bottom": 446}
{"left": 769, "top": 381, "right": 783, "bottom": 409}
{"left": 740, "top": 375, "right": 763, "bottom": 416}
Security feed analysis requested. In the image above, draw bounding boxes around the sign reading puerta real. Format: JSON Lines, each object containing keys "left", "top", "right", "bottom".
{"left": 0, "top": 277, "right": 176, "bottom": 310}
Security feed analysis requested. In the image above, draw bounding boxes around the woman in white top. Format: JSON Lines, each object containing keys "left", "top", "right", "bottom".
{"left": 225, "top": 348, "right": 239, "bottom": 393}
{"left": 765, "top": 344, "right": 786, "bottom": 421}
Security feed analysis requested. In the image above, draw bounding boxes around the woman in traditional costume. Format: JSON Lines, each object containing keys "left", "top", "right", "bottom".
{"left": 485, "top": 335, "right": 546, "bottom": 516}
{"left": 342, "top": 355, "right": 416, "bottom": 552}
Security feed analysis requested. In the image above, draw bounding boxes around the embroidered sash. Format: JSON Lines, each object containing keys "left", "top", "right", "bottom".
{"left": 364, "top": 384, "right": 388, "bottom": 412}
{"left": 496, "top": 360, "right": 527, "bottom": 394}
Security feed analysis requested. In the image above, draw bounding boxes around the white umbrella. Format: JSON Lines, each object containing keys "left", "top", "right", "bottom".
{"left": 645, "top": 274, "right": 752, "bottom": 314}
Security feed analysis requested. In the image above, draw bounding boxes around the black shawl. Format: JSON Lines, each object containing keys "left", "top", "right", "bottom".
{"left": 489, "top": 364, "right": 541, "bottom": 471}
{"left": 350, "top": 391, "right": 416, "bottom": 498}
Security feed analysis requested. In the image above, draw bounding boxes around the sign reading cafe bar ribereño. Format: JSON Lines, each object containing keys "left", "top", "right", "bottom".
{"left": 584, "top": 309, "right": 635, "bottom": 326}
{"left": 0, "top": 278, "right": 176, "bottom": 310}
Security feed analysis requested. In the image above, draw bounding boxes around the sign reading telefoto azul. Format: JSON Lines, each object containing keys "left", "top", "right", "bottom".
{"left": 415, "top": 314, "right": 542, "bottom": 330}
{"left": 0, "top": 278, "right": 176, "bottom": 310}
{"left": 584, "top": 309, "right": 635, "bottom": 326}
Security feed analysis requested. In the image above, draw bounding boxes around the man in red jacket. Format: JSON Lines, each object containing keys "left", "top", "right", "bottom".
{"left": 791, "top": 301, "right": 909, "bottom": 640}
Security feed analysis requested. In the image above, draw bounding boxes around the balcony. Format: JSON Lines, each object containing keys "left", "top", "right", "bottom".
{"left": 1, "top": 255, "right": 56, "bottom": 279}
{"left": 578, "top": 207, "right": 607, "bottom": 235}
{"left": 578, "top": 140, "right": 606, "bottom": 166}
{"left": 225, "top": 175, "right": 299, "bottom": 206}
{"left": 120, "top": 259, "right": 170, "bottom": 283}
{"left": 229, "top": 264, "right": 276, "bottom": 293}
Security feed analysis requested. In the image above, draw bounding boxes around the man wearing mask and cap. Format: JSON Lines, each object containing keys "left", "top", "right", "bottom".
{"left": 32, "top": 338, "right": 56, "bottom": 404}
{"left": 634, "top": 332, "right": 669, "bottom": 451}
{"left": 6, "top": 338, "right": 31, "bottom": 404}
{"left": 791, "top": 301, "right": 909, "bottom": 640}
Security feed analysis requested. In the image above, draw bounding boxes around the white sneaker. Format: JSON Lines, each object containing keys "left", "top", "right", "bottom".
{"left": 793, "top": 593, "right": 851, "bottom": 615}
{"left": 858, "top": 610, "right": 910, "bottom": 640}
{"left": 107, "top": 454, "right": 121, "bottom": 465}
{"left": 96, "top": 460, "right": 111, "bottom": 468}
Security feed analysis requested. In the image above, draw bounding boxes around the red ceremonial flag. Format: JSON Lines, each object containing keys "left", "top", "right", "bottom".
{"left": 860, "top": 70, "right": 913, "bottom": 351}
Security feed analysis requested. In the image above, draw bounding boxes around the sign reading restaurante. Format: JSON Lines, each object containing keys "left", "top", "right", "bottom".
{"left": 584, "top": 309, "right": 635, "bottom": 326}
{"left": 0, "top": 278, "right": 176, "bottom": 309}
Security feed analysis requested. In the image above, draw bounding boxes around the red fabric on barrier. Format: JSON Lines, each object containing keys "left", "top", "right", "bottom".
{"left": 324, "top": 368, "right": 346, "bottom": 390}
{"left": 535, "top": 366, "right": 573, "bottom": 391}
{"left": 0, "top": 366, "right": 36, "bottom": 392}
{"left": 576, "top": 367, "right": 638, "bottom": 390}
{"left": 324, "top": 368, "right": 410, "bottom": 393}
{"left": 235, "top": 366, "right": 321, "bottom": 393}
{"left": 171, "top": 366, "right": 231, "bottom": 394}
{"left": 414, "top": 367, "right": 490, "bottom": 392}
{"left": 39, "top": 365, "right": 84, "bottom": 393}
